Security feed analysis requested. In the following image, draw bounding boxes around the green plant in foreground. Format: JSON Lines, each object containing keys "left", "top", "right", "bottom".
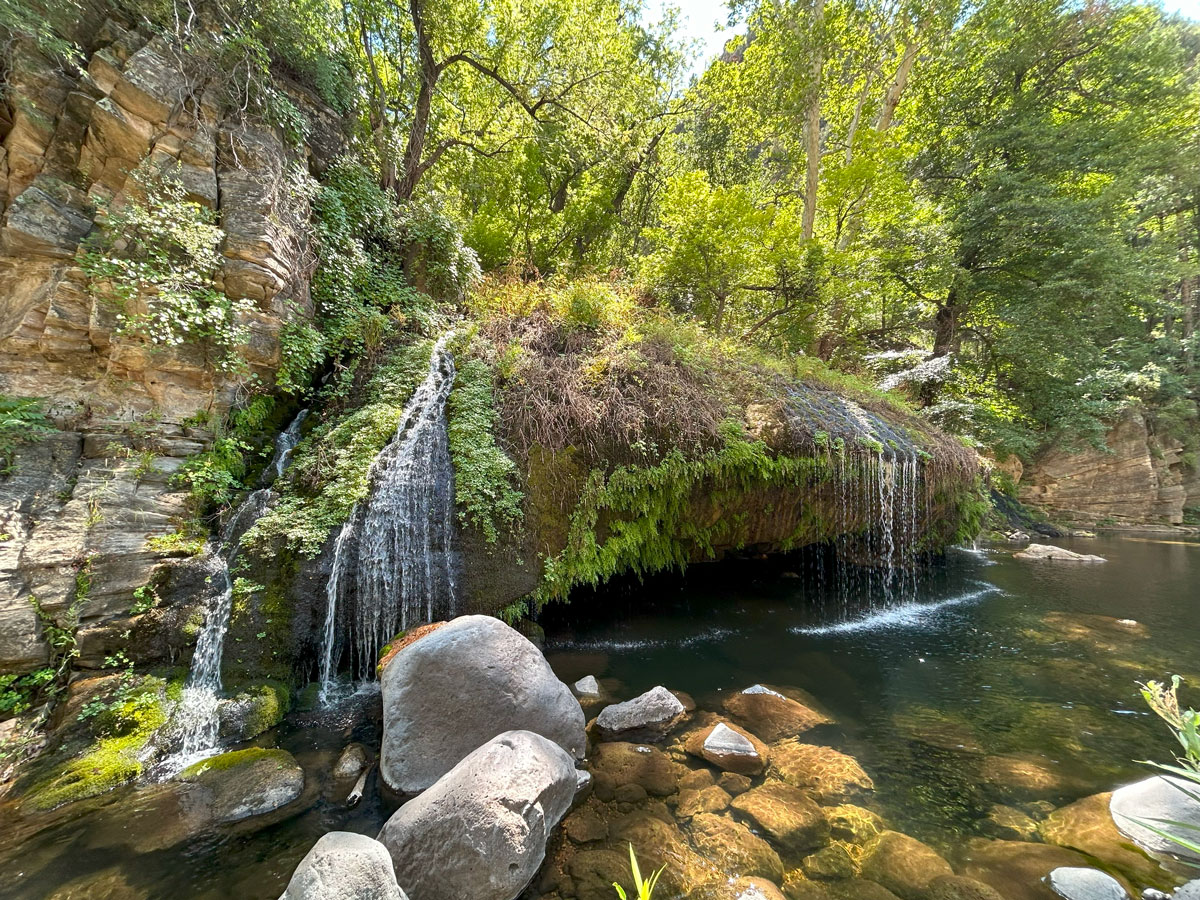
{"left": 612, "top": 844, "right": 664, "bottom": 900}
{"left": 1136, "top": 675, "right": 1200, "bottom": 860}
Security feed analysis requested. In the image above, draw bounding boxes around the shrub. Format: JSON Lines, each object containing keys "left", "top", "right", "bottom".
{"left": 80, "top": 161, "right": 253, "bottom": 373}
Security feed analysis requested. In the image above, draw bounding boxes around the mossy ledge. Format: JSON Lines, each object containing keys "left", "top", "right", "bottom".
{"left": 251, "top": 281, "right": 981, "bottom": 620}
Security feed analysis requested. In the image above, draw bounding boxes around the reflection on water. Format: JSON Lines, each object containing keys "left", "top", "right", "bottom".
{"left": 0, "top": 535, "right": 1195, "bottom": 897}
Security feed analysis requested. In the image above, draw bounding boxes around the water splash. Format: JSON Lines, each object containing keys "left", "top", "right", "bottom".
{"left": 795, "top": 583, "right": 1002, "bottom": 635}
{"left": 317, "top": 334, "right": 460, "bottom": 701}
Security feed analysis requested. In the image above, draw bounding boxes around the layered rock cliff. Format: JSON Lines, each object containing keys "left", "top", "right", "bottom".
{"left": 1019, "top": 409, "right": 1199, "bottom": 526}
{"left": 0, "top": 13, "right": 338, "bottom": 675}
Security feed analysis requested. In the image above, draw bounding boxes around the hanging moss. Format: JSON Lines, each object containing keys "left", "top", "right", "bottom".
{"left": 536, "top": 420, "right": 833, "bottom": 605}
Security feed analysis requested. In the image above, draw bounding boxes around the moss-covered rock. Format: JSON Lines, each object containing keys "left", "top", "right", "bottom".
{"left": 22, "top": 674, "right": 171, "bottom": 810}
{"left": 178, "top": 747, "right": 304, "bottom": 823}
{"left": 217, "top": 680, "right": 291, "bottom": 742}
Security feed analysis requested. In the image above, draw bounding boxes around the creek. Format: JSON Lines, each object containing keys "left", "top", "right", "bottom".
{"left": 0, "top": 535, "right": 1194, "bottom": 898}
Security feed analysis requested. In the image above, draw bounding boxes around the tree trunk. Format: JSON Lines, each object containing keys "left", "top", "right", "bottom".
{"left": 396, "top": 0, "right": 438, "bottom": 201}
{"left": 800, "top": 0, "right": 824, "bottom": 242}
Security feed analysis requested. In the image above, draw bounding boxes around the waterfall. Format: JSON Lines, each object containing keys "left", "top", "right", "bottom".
{"left": 266, "top": 408, "right": 309, "bottom": 483}
{"left": 171, "top": 489, "right": 270, "bottom": 764}
{"left": 316, "top": 334, "right": 459, "bottom": 703}
{"left": 316, "top": 511, "right": 357, "bottom": 707}
{"left": 167, "top": 408, "right": 308, "bottom": 767}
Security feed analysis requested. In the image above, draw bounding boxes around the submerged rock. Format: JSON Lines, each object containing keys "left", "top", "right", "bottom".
{"left": 590, "top": 741, "right": 684, "bottom": 798}
{"left": 731, "top": 781, "right": 830, "bottom": 853}
{"left": 958, "top": 838, "right": 1098, "bottom": 900}
{"left": 379, "top": 615, "right": 585, "bottom": 793}
{"left": 859, "top": 831, "right": 953, "bottom": 900}
{"left": 377, "top": 730, "right": 577, "bottom": 900}
{"left": 688, "top": 812, "right": 784, "bottom": 882}
{"left": 925, "top": 875, "right": 1006, "bottom": 900}
{"left": 279, "top": 832, "right": 407, "bottom": 900}
{"left": 1040, "top": 792, "right": 1167, "bottom": 887}
{"left": 724, "top": 684, "right": 833, "bottom": 742}
{"left": 676, "top": 783, "right": 732, "bottom": 818}
{"left": 1013, "top": 544, "right": 1105, "bottom": 562}
{"left": 332, "top": 743, "right": 370, "bottom": 779}
{"left": 178, "top": 748, "right": 304, "bottom": 824}
{"left": 980, "top": 753, "right": 1087, "bottom": 802}
{"left": 1110, "top": 775, "right": 1200, "bottom": 863}
{"left": 1047, "top": 867, "right": 1129, "bottom": 900}
{"left": 983, "top": 804, "right": 1039, "bottom": 840}
{"left": 770, "top": 742, "right": 874, "bottom": 804}
{"left": 596, "top": 686, "right": 686, "bottom": 743}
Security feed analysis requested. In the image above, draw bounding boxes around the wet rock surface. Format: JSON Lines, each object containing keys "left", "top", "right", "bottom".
{"left": 859, "top": 831, "right": 954, "bottom": 900}
{"left": 595, "top": 685, "right": 686, "bottom": 743}
{"left": 177, "top": 748, "right": 304, "bottom": 825}
{"left": 1110, "top": 775, "right": 1200, "bottom": 863}
{"left": 724, "top": 684, "right": 833, "bottom": 742}
{"left": 1047, "top": 867, "right": 1130, "bottom": 900}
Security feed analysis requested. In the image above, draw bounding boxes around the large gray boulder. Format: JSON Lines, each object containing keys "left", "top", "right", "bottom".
{"left": 1110, "top": 775, "right": 1200, "bottom": 862}
{"left": 379, "top": 615, "right": 585, "bottom": 792}
{"left": 595, "top": 685, "right": 686, "bottom": 742}
{"left": 377, "top": 730, "right": 577, "bottom": 900}
{"left": 279, "top": 832, "right": 407, "bottom": 900}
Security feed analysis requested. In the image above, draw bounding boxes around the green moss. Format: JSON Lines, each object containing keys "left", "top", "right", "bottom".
{"left": 228, "top": 681, "right": 291, "bottom": 739}
{"left": 180, "top": 747, "right": 290, "bottom": 779}
{"left": 246, "top": 339, "right": 434, "bottom": 556}
{"left": 25, "top": 678, "right": 168, "bottom": 810}
{"left": 447, "top": 350, "right": 524, "bottom": 544}
{"left": 536, "top": 420, "right": 830, "bottom": 604}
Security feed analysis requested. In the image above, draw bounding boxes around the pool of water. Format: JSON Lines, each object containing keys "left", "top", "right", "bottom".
{"left": 0, "top": 535, "right": 1195, "bottom": 898}
{"left": 539, "top": 535, "right": 1200, "bottom": 851}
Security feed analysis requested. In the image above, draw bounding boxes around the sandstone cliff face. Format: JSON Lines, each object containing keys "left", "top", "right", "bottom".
{"left": 0, "top": 17, "right": 338, "bottom": 674}
{"left": 1019, "top": 409, "right": 1195, "bottom": 525}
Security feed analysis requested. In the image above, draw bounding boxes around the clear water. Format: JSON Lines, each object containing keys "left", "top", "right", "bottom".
{"left": 0, "top": 535, "right": 1195, "bottom": 897}
{"left": 540, "top": 535, "right": 1200, "bottom": 849}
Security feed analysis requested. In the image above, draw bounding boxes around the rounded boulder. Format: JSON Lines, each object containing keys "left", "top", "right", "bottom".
{"left": 279, "top": 832, "right": 407, "bottom": 900}
{"left": 379, "top": 615, "right": 586, "bottom": 793}
{"left": 377, "top": 730, "right": 578, "bottom": 900}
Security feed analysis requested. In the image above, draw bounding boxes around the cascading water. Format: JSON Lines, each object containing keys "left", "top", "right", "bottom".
{"left": 171, "top": 490, "right": 270, "bottom": 764}
{"left": 167, "top": 407, "right": 309, "bottom": 767}
{"left": 266, "top": 408, "right": 309, "bottom": 483}
{"left": 317, "top": 334, "right": 459, "bottom": 703}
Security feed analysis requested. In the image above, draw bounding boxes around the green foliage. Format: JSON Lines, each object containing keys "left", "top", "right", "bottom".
{"left": 612, "top": 844, "right": 665, "bottom": 900}
{"left": 80, "top": 162, "right": 252, "bottom": 373}
{"left": 537, "top": 421, "right": 828, "bottom": 603}
{"left": 1136, "top": 676, "right": 1200, "bottom": 860}
{"left": 247, "top": 340, "right": 435, "bottom": 556}
{"left": 0, "top": 0, "right": 81, "bottom": 64}
{"left": 0, "top": 668, "right": 56, "bottom": 716}
{"left": 175, "top": 394, "right": 277, "bottom": 513}
{"left": 26, "top": 674, "right": 169, "bottom": 809}
{"left": 0, "top": 395, "right": 53, "bottom": 475}
{"left": 447, "top": 353, "right": 524, "bottom": 544}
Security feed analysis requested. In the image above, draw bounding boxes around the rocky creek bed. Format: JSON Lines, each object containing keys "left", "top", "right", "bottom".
{"left": 1, "top": 536, "right": 1199, "bottom": 899}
